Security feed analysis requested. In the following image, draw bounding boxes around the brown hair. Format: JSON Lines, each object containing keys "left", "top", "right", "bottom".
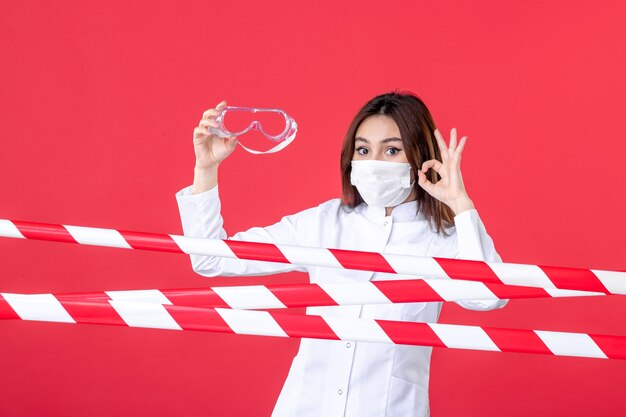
{"left": 340, "top": 90, "right": 455, "bottom": 235}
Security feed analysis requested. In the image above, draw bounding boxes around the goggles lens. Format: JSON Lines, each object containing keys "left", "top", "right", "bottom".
{"left": 221, "top": 108, "right": 288, "bottom": 137}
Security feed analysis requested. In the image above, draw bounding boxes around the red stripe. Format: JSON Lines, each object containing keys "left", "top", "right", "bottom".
{"left": 539, "top": 265, "right": 609, "bottom": 293}
{"left": 161, "top": 289, "right": 230, "bottom": 308}
{"left": 270, "top": 312, "right": 340, "bottom": 340}
{"left": 270, "top": 284, "right": 338, "bottom": 308}
{"left": 434, "top": 257, "right": 501, "bottom": 284}
{"left": 224, "top": 240, "right": 290, "bottom": 263}
{"left": 484, "top": 283, "right": 551, "bottom": 299}
{"left": 376, "top": 320, "right": 446, "bottom": 347}
{"left": 590, "top": 334, "right": 626, "bottom": 360}
{"left": 373, "top": 280, "right": 444, "bottom": 303}
{"left": 328, "top": 248, "right": 396, "bottom": 273}
{"left": 0, "top": 295, "right": 22, "bottom": 320}
{"left": 13, "top": 221, "right": 76, "bottom": 243}
{"left": 483, "top": 327, "right": 553, "bottom": 355}
{"left": 164, "top": 305, "right": 233, "bottom": 333}
{"left": 56, "top": 297, "right": 127, "bottom": 326}
{"left": 118, "top": 231, "right": 184, "bottom": 253}
{"left": 59, "top": 291, "right": 110, "bottom": 301}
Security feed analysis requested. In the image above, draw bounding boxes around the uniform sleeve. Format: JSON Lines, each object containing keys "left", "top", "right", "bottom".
{"left": 175, "top": 184, "right": 308, "bottom": 277}
{"left": 451, "top": 208, "right": 509, "bottom": 311}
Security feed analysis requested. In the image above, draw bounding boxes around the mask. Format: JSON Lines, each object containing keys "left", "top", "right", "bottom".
{"left": 209, "top": 105, "right": 298, "bottom": 154}
{"left": 350, "top": 160, "right": 414, "bottom": 207}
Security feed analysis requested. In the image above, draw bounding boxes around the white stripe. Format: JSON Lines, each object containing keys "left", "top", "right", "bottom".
{"left": 425, "top": 279, "right": 498, "bottom": 301}
{"left": 216, "top": 308, "right": 288, "bottom": 337}
{"left": 170, "top": 235, "right": 235, "bottom": 258}
{"left": 106, "top": 290, "right": 172, "bottom": 305}
{"left": 543, "top": 288, "right": 604, "bottom": 298}
{"left": 277, "top": 245, "right": 343, "bottom": 269}
{"left": 429, "top": 323, "right": 500, "bottom": 351}
{"left": 64, "top": 225, "right": 132, "bottom": 249}
{"left": 318, "top": 281, "right": 391, "bottom": 305}
{"left": 323, "top": 315, "right": 393, "bottom": 344}
{"left": 534, "top": 330, "right": 608, "bottom": 359}
{"left": 384, "top": 254, "right": 448, "bottom": 278}
{"left": 2, "top": 293, "right": 75, "bottom": 323}
{"left": 212, "top": 286, "right": 286, "bottom": 309}
{"left": 0, "top": 220, "right": 25, "bottom": 239}
{"left": 488, "top": 262, "right": 556, "bottom": 289}
{"left": 108, "top": 300, "right": 181, "bottom": 330}
{"left": 591, "top": 269, "right": 626, "bottom": 295}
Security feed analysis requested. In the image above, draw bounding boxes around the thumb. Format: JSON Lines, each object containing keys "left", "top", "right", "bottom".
{"left": 225, "top": 136, "right": 238, "bottom": 151}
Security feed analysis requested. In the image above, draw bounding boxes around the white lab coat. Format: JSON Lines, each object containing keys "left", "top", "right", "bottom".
{"left": 175, "top": 185, "right": 507, "bottom": 417}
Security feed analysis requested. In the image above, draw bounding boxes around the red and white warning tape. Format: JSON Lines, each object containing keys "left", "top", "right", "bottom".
{"left": 1, "top": 218, "right": 624, "bottom": 295}
{"left": 0, "top": 294, "right": 624, "bottom": 360}
{"left": 2, "top": 218, "right": 624, "bottom": 360}
{"left": 38, "top": 280, "right": 601, "bottom": 311}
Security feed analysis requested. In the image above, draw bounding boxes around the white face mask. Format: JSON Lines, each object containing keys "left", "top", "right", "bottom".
{"left": 350, "top": 160, "right": 414, "bottom": 208}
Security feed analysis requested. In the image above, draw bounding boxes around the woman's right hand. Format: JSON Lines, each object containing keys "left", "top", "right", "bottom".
{"left": 193, "top": 100, "right": 239, "bottom": 169}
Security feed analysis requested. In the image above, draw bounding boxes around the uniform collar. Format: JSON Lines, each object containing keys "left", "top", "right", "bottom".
{"left": 357, "top": 199, "right": 426, "bottom": 223}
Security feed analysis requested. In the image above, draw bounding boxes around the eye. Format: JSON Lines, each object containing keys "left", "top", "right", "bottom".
{"left": 385, "top": 147, "right": 401, "bottom": 156}
{"left": 356, "top": 147, "right": 369, "bottom": 155}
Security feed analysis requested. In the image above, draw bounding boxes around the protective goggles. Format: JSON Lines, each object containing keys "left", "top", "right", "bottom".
{"left": 209, "top": 106, "right": 298, "bottom": 154}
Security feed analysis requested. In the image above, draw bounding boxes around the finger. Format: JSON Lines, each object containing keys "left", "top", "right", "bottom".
{"left": 202, "top": 109, "right": 219, "bottom": 119}
{"left": 417, "top": 169, "right": 435, "bottom": 193}
{"left": 449, "top": 128, "right": 458, "bottom": 153}
{"left": 421, "top": 159, "right": 443, "bottom": 173}
{"left": 193, "top": 126, "right": 209, "bottom": 138}
{"left": 454, "top": 136, "right": 468, "bottom": 158}
{"left": 216, "top": 100, "right": 227, "bottom": 109}
{"left": 199, "top": 119, "right": 219, "bottom": 128}
{"left": 433, "top": 129, "right": 449, "bottom": 160}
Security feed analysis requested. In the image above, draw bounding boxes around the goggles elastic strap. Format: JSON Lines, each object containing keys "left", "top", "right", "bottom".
{"left": 238, "top": 132, "right": 296, "bottom": 155}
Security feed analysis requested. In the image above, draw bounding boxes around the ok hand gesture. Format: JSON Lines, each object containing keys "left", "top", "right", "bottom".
{"left": 416, "top": 128, "right": 475, "bottom": 215}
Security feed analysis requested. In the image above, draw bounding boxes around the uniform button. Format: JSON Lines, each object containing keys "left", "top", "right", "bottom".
{"left": 346, "top": 342, "right": 351, "bottom": 348}
{"left": 338, "top": 389, "right": 343, "bottom": 395}
{"left": 383, "top": 220, "right": 389, "bottom": 226}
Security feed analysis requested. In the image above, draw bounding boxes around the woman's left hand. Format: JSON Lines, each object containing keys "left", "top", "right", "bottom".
{"left": 417, "top": 128, "right": 475, "bottom": 215}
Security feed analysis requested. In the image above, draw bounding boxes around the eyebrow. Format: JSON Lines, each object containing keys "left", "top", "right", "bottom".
{"left": 355, "top": 136, "right": 402, "bottom": 143}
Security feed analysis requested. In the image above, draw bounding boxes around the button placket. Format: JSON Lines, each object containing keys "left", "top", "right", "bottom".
{"left": 382, "top": 217, "right": 393, "bottom": 246}
{"left": 329, "top": 307, "right": 359, "bottom": 415}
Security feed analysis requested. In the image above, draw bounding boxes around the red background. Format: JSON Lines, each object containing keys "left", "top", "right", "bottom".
{"left": 1, "top": 1, "right": 625, "bottom": 416}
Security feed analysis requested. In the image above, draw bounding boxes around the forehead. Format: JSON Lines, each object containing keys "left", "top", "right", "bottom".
{"left": 355, "top": 115, "right": 401, "bottom": 142}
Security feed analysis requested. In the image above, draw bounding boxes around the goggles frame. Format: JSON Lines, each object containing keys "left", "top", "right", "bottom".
{"left": 210, "top": 106, "right": 297, "bottom": 142}
{"left": 208, "top": 105, "right": 298, "bottom": 154}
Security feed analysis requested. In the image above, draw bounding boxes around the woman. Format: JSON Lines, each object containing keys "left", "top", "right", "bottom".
{"left": 176, "top": 91, "right": 507, "bottom": 417}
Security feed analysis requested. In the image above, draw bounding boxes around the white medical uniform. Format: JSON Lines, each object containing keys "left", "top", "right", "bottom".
{"left": 176, "top": 185, "right": 507, "bottom": 417}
